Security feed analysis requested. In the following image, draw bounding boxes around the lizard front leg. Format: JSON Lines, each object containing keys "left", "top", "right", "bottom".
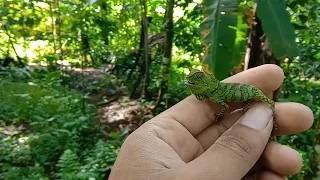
{"left": 195, "top": 94, "right": 206, "bottom": 101}
{"left": 215, "top": 101, "right": 229, "bottom": 121}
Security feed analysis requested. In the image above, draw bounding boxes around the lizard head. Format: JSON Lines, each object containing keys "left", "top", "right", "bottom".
{"left": 185, "top": 69, "right": 217, "bottom": 95}
{"left": 185, "top": 69, "right": 205, "bottom": 85}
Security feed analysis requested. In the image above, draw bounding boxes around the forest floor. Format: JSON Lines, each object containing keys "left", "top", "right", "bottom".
{"left": 68, "top": 67, "right": 154, "bottom": 135}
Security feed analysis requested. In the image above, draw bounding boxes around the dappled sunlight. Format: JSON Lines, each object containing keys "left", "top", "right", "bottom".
{"left": 99, "top": 97, "right": 153, "bottom": 134}
{"left": 155, "top": 6, "right": 166, "bottom": 14}
{"left": 26, "top": 40, "right": 50, "bottom": 60}
{"left": 173, "top": 6, "right": 184, "bottom": 22}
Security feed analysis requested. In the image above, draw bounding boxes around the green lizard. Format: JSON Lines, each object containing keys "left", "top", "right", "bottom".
{"left": 185, "top": 69, "right": 277, "bottom": 137}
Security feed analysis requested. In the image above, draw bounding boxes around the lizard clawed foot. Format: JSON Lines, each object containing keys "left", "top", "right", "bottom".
{"left": 269, "top": 114, "right": 277, "bottom": 141}
{"left": 215, "top": 113, "right": 224, "bottom": 121}
{"left": 271, "top": 119, "right": 278, "bottom": 136}
{"left": 243, "top": 101, "right": 253, "bottom": 112}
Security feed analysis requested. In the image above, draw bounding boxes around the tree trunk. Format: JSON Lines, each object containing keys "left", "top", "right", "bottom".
{"left": 55, "top": 0, "right": 64, "bottom": 61}
{"left": 80, "top": 31, "right": 95, "bottom": 64}
{"left": 244, "top": 5, "right": 280, "bottom": 102}
{"left": 78, "top": 28, "right": 87, "bottom": 114}
{"left": 246, "top": 12, "right": 263, "bottom": 69}
{"left": 128, "top": 22, "right": 144, "bottom": 98}
{"left": 49, "top": 0, "right": 57, "bottom": 66}
{"left": 154, "top": 0, "right": 174, "bottom": 110}
{"left": 127, "top": 18, "right": 145, "bottom": 81}
{"left": 126, "top": 16, "right": 152, "bottom": 99}
{"left": 2, "top": 25, "right": 24, "bottom": 67}
{"left": 99, "top": 2, "right": 110, "bottom": 46}
{"left": 142, "top": 0, "right": 151, "bottom": 100}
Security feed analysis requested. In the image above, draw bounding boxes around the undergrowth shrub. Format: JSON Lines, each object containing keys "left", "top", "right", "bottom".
{"left": 0, "top": 67, "right": 125, "bottom": 179}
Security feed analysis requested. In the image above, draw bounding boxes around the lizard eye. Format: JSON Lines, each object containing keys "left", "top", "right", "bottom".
{"left": 197, "top": 73, "right": 204, "bottom": 79}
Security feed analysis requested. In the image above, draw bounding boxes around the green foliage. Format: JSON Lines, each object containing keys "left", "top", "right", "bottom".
{"left": 174, "top": 3, "right": 202, "bottom": 56}
{"left": 57, "top": 149, "right": 80, "bottom": 179}
{"left": 0, "top": 68, "right": 124, "bottom": 179}
{"left": 0, "top": 0, "right": 319, "bottom": 179}
{"left": 255, "top": 0, "right": 299, "bottom": 58}
{"left": 200, "top": 0, "right": 299, "bottom": 79}
{"left": 78, "top": 139, "right": 122, "bottom": 179}
{"left": 279, "top": 66, "right": 320, "bottom": 179}
{"left": 1, "top": 163, "right": 48, "bottom": 180}
{"left": 198, "top": 0, "right": 318, "bottom": 179}
{"left": 153, "top": 66, "right": 192, "bottom": 111}
{"left": 200, "top": 0, "right": 239, "bottom": 80}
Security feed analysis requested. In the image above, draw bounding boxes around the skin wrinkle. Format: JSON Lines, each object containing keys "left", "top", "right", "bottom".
{"left": 167, "top": 97, "right": 218, "bottom": 135}
{"left": 150, "top": 119, "right": 204, "bottom": 163}
{"left": 113, "top": 141, "right": 169, "bottom": 179}
{"left": 155, "top": 115, "right": 205, "bottom": 150}
{"left": 128, "top": 127, "right": 182, "bottom": 170}
{"left": 196, "top": 122, "right": 229, "bottom": 150}
{"left": 130, "top": 166, "right": 172, "bottom": 180}
{"left": 196, "top": 109, "right": 244, "bottom": 150}
{"left": 168, "top": 103, "right": 212, "bottom": 140}
{"left": 122, "top": 132, "right": 149, "bottom": 165}
{"left": 214, "top": 134, "right": 251, "bottom": 158}
{"left": 215, "top": 142, "right": 244, "bottom": 158}
{"left": 228, "top": 135, "right": 251, "bottom": 152}
{"left": 190, "top": 143, "right": 205, "bottom": 160}
{"left": 140, "top": 138, "right": 182, "bottom": 169}
{"left": 154, "top": 153, "right": 184, "bottom": 169}
{"left": 215, "top": 121, "right": 229, "bottom": 137}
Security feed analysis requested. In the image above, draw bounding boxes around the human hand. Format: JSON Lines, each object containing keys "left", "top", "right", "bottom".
{"left": 108, "top": 65, "right": 314, "bottom": 180}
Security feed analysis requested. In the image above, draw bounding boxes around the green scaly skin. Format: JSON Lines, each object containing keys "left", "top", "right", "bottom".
{"left": 185, "top": 69, "right": 277, "bottom": 138}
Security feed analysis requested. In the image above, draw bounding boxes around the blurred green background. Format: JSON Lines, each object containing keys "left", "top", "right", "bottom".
{"left": 0, "top": 0, "right": 319, "bottom": 179}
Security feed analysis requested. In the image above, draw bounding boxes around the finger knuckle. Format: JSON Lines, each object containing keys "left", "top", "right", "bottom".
{"left": 215, "top": 134, "right": 252, "bottom": 159}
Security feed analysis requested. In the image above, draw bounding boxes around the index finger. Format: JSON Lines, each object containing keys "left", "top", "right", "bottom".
{"left": 160, "top": 64, "right": 284, "bottom": 136}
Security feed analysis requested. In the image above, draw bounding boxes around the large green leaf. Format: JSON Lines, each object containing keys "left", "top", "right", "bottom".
{"left": 200, "top": 0, "right": 240, "bottom": 80}
{"left": 229, "top": 13, "right": 249, "bottom": 73}
{"left": 255, "top": 0, "right": 299, "bottom": 58}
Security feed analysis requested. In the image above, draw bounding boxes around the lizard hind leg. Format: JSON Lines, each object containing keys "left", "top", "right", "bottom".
{"left": 254, "top": 95, "right": 275, "bottom": 114}
{"left": 243, "top": 100, "right": 254, "bottom": 112}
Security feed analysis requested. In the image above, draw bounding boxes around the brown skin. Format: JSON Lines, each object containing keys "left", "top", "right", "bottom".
{"left": 108, "top": 65, "right": 314, "bottom": 180}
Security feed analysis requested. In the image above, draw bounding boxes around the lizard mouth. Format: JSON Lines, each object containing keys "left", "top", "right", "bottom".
{"left": 185, "top": 81, "right": 196, "bottom": 86}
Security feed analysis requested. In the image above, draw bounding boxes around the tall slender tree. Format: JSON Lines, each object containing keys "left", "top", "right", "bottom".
{"left": 142, "top": 0, "right": 150, "bottom": 100}
{"left": 49, "top": 0, "right": 57, "bottom": 66}
{"left": 154, "top": 0, "right": 174, "bottom": 109}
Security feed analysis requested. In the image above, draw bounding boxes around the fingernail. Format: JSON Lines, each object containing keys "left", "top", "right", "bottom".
{"left": 239, "top": 103, "right": 273, "bottom": 130}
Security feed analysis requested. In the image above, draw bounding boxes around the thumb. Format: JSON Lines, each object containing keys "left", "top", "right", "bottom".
{"left": 185, "top": 103, "right": 274, "bottom": 179}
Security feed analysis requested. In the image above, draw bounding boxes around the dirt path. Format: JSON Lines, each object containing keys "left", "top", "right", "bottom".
{"left": 99, "top": 98, "right": 154, "bottom": 135}
{"left": 67, "top": 66, "right": 154, "bottom": 134}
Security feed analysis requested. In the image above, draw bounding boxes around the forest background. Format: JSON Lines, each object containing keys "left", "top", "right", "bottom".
{"left": 0, "top": 0, "right": 319, "bottom": 179}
